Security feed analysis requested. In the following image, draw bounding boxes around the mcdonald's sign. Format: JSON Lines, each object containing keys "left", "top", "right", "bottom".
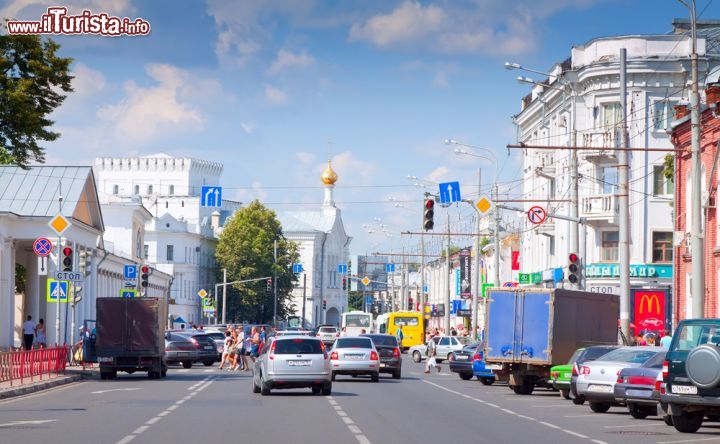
{"left": 631, "top": 289, "right": 668, "bottom": 336}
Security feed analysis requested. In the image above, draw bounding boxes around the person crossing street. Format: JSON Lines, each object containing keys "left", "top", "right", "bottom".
{"left": 424, "top": 337, "right": 441, "bottom": 374}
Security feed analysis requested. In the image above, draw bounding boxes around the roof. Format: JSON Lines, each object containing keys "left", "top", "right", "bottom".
{"left": 0, "top": 166, "right": 104, "bottom": 231}
{"left": 277, "top": 210, "right": 336, "bottom": 233}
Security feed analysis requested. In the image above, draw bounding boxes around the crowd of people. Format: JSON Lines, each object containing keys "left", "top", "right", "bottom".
{"left": 218, "top": 325, "right": 269, "bottom": 372}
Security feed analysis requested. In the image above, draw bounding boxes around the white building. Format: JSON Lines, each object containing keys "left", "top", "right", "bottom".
{"left": 513, "top": 21, "right": 720, "bottom": 295}
{"left": 94, "top": 154, "right": 241, "bottom": 325}
{"left": 276, "top": 161, "right": 351, "bottom": 327}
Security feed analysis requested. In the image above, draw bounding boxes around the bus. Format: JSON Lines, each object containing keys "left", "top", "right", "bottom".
{"left": 378, "top": 311, "right": 424, "bottom": 350}
{"left": 341, "top": 311, "right": 373, "bottom": 336}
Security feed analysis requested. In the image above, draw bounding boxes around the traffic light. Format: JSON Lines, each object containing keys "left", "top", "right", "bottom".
{"left": 266, "top": 278, "right": 272, "bottom": 291}
{"left": 568, "top": 253, "right": 580, "bottom": 284}
{"left": 140, "top": 265, "right": 150, "bottom": 288}
{"left": 423, "top": 198, "right": 435, "bottom": 231}
{"left": 62, "top": 246, "right": 73, "bottom": 271}
{"left": 342, "top": 277, "right": 347, "bottom": 290}
{"left": 322, "top": 300, "right": 327, "bottom": 310}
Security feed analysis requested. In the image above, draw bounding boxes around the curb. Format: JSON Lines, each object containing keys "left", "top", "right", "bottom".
{"left": 0, "top": 374, "right": 83, "bottom": 400}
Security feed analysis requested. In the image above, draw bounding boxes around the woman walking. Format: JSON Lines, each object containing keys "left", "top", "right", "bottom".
{"left": 218, "top": 331, "right": 233, "bottom": 370}
{"left": 35, "top": 319, "right": 46, "bottom": 349}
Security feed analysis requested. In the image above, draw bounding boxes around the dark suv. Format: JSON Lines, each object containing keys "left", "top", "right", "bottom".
{"left": 662, "top": 319, "right": 720, "bottom": 433}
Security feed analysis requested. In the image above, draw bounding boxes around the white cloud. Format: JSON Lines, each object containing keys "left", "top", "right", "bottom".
{"left": 327, "top": 151, "right": 376, "bottom": 186}
{"left": 1, "top": 0, "right": 133, "bottom": 19}
{"left": 71, "top": 64, "right": 106, "bottom": 96}
{"left": 295, "top": 151, "right": 315, "bottom": 164}
{"left": 425, "top": 165, "right": 449, "bottom": 183}
{"left": 268, "top": 49, "right": 315, "bottom": 75}
{"left": 264, "top": 84, "right": 288, "bottom": 105}
{"left": 349, "top": 1, "right": 445, "bottom": 47}
{"left": 97, "top": 64, "right": 204, "bottom": 143}
{"left": 433, "top": 71, "right": 448, "bottom": 88}
{"left": 240, "top": 122, "right": 256, "bottom": 134}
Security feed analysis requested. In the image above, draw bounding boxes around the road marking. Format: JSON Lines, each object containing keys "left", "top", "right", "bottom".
{"left": 92, "top": 388, "right": 141, "bottom": 395}
{"left": 116, "top": 436, "right": 135, "bottom": 444}
{"left": 204, "top": 369, "right": 214, "bottom": 373}
{"left": 333, "top": 405, "right": 342, "bottom": 410}
{"left": 564, "top": 414, "right": 600, "bottom": 418}
{"left": 564, "top": 430, "right": 589, "bottom": 439}
{"left": 657, "top": 438, "right": 720, "bottom": 444}
{"left": 145, "top": 417, "right": 161, "bottom": 425}
{"left": 348, "top": 425, "right": 362, "bottom": 434}
{"left": 177, "top": 369, "right": 190, "bottom": 373}
{"left": 342, "top": 417, "right": 354, "bottom": 424}
{"left": 337, "top": 411, "right": 348, "bottom": 417}
{"left": 157, "top": 411, "right": 169, "bottom": 417}
{"left": 538, "top": 421, "right": 561, "bottom": 429}
{"left": 604, "top": 423, "right": 665, "bottom": 429}
{"left": 132, "top": 426, "right": 148, "bottom": 435}
{"left": 0, "top": 419, "right": 57, "bottom": 428}
{"left": 167, "top": 405, "right": 178, "bottom": 411}
{"left": 326, "top": 393, "right": 371, "bottom": 443}
{"left": 532, "top": 404, "right": 575, "bottom": 408}
{"left": 590, "top": 441, "right": 609, "bottom": 444}
{"left": 356, "top": 435, "right": 371, "bottom": 444}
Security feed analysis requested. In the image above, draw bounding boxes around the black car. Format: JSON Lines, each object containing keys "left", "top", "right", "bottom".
{"left": 570, "top": 345, "right": 620, "bottom": 405}
{"left": 361, "top": 334, "right": 402, "bottom": 379}
{"left": 450, "top": 342, "right": 480, "bottom": 381}
{"left": 176, "top": 333, "right": 219, "bottom": 366}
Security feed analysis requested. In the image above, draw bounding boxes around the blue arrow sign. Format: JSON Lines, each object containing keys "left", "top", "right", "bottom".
{"left": 365, "top": 296, "right": 373, "bottom": 305}
{"left": 201, "top": 186, "right": 223, "bottom": 207}
{"left": 386, "top": 263, "right": 395, "bottom": 273}
{"left": 292, "top": 263, "right": 303, "bottom": 274}
{"left": 338, "top": 264, "right": 347, "bottom": 274}
{"left": 438, "top": 181, "right": 462, "bottom": 204}
{"left": 124, "top": 265, "right": 138, "bottom": 280}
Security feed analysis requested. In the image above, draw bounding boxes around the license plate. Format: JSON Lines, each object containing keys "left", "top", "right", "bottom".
{"left": 588, "top": 384, "right": 613, "bottom": 393}
{"left": 456, "top": 355, "right": 468, "bottom": 360}
{"left": 346, "top": 355, "right": 364, "bottom": 361}
{"left": 486, "top": 364, "right": 502, "bottom": 370}
{"left": 626, "top": 389, "right": 651, "bottom": 398}
{"left": 204, "top": 346, "right": 214, "bottom": 350}
{"left": 671, "top": 384, "right": 698, "bottom": 395}
{"left": 97, "top": 357, "right": 113, "bottom": 363}
{"left": 288, "top": 360, "right": 310, "bottom": 366}
{"left": 563, "top": 373, "right": 572, "bottom": 379}
{"left": 380, "top": 363, "right": 386, "bottom": 368}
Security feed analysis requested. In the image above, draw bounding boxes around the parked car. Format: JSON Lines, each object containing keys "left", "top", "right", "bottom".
{"left": 164, "top": 332, "right": 199, "bottom": 368}
{"left": 203, "top": 330, "right": 227, "bottom": 355}
{"left": 317, "top": 325, "right": 340, "bottom": 345}
{"left": 252, "top": 336, "right": 331, "bottom": 396}
{"left": 550, "top": 345, "right": 619, "bottom": 400}
{"left": 472, "top": 346, "right": 497, "bottom": 385}
{"left": 330, "top": 336, "right": 381, "bottom": 382}
{"left": 614, "top": 351, "right": 666, "bottom": 418}
{"left": 576, "top": 346, "right": 664, "bottom": 413}
{"left": 450, "top": 342, "right": 480, "bottom": 381}
{"left": 661, "top": 319, "right": 720, "bottom": 433}
{"left": 174, "top": 332, "right": 219, "bottom": 366}
{"left": 361, "top": 334, "right": 402, "bottom": 379}
{"left": 409, "top": 336, "right": 471, "bottom": 363}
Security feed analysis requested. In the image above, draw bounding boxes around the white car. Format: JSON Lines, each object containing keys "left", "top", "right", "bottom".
{"left": 575, "top": 346, "right": 663, "bottom": 413}
{"left": 329, "top": 336, "right": 380, "bottom": 382}
{"left": 252, "top": 337, "right": 331, "bottom": 396}
{"left": 409, "top": 336, "right": 471, "bottom": 363}
{"left": 316, "top": 326, "right": 340, "bottom": 345}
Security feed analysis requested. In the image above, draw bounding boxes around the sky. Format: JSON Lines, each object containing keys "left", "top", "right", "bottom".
{"left": 2, "top": 0, "right": 719, "bottom": 257}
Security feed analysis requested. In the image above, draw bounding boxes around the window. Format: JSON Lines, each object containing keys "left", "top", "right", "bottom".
{"left": 601, "top": 231, "right": 619, "bottom": 262}
{"left": 548, "top": 236, "right": 555, "bottom": 256}
{"left": 602, "top": 167, "right": 618, "bottom": 194}
{"left": 549, "top": 178, "right": 556, "bottom": 199}
{"left": 166, "top": 245, "right": 174, "bottom": 261}
{"left": 112, "top": 184, "right": 119, "bottom": 195}
{"left": 653, "top": 165, "right": 673, "bottom": 195}
{"left": 169, "top": 185, "right": 175, "bottom": 195}
{"left": 144, "top": 244, "right": 149, "bottom": 260}
{"left": 148, "top": 185, "right": 154, "bottom": 194}
{"left": 653, "top": 100, "right": 678, "bottom": 131}
{"left": 652, "top": 232, "right": 673, "bottom": 263}
{"left": 602, "top": 102, "right": 623, "bottom": 128}
{"left": 439, "top": 337, "right": 450, "bottom": 346}
{"left": 133, "top": 185, "right": 140, "bottom": 195}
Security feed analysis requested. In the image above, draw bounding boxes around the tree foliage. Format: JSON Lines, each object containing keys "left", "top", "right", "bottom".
{"left": 0, "top": 29, "right": 73, "bottom": 167}
{"left": 215, "top": 201, "right": 299, "bottom": 324}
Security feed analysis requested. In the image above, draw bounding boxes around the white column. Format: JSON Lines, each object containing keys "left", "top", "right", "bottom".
{"left": 25, "top": 250, "right": 40, "bottom": 321}
{"left": 0, "top": 237, "right": 16, "bottom": 348}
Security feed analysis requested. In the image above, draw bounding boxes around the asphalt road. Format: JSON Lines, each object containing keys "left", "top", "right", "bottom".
{"left": 2, "top": 360, "right": 720, "bottom": 444}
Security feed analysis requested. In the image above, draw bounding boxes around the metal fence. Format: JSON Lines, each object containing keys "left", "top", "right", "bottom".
{"left": 0, "top": 346, "right": 68, "bottom": 387}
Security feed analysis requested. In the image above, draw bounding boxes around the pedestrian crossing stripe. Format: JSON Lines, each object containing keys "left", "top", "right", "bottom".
{"left": 46, "top": 279, "right": 69, "bottom": 303}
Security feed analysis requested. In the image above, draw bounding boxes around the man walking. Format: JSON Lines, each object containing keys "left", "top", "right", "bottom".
{"left": 396, "top": 325, "right": 404, "bottom": 352}
{"left": 424, "top": 338, "right": 441, "bottom": 374}
{"left": 660, "top": 329, "right": 673, "bottom": 348}
{"left": 22, "top": 315, "right": 36, "bottom": 350}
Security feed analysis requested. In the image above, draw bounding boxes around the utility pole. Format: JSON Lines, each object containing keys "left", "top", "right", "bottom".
{"left": 401, "top": 246, "right": 407, "bottom": 311}
{"left": 221, "top": 268, "right": 227, "bottom": 325}
{"left": 445, "top": 212, "right": 451, "bottom": 334}
{"left": 619, "top": 48, "right": 631, "bottom": 340}
{"left": 688, "top": 2, "right": 705, "bottom": 318}
{"left": 472, "top": 168, "right": 481, "bottom": 340}
{"left": 301, "top": 273, "right": 307, "bottom": 329}
{"left": 273, "top": 240, "right": 278, "bottom": 326}
{"left": 494, "top": 184, "right": 501, "bottom": 287}
{"left": 569, "top": 85, "right": 579, "bottom": 286}
{"left": 420, "top": 205, "right": 426, "bottom": 318}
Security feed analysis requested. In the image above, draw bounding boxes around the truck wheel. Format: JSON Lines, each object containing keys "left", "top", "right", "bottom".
{"left": 459, "top": 373, "right": 473, "bottom": 381}
{"left": 413, "top": 351, "right": 422, "bottom": 363}
{"left": 479, "top": 377, "right": 494, "bottom": 386}
{"left": 589, "top": 402, "right": 611, "bottom": 413}
{"left": 673, "top": 412, "right": 703, "bottom": 433}
{"left": 182, "top": 361, "right": 193, "bottom": 369}
{"left": 628, "top": 403, "right": 650, "bottom": 419}
{"left": 560, "top": 389, "right": 570, "bottom": 400}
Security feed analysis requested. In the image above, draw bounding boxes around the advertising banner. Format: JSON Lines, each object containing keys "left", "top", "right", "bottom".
{"left": 460, "top": 248, "right": 472, "bottom": 298}
{"left": 631, "top": 289, "right": 669, "bottom": 336}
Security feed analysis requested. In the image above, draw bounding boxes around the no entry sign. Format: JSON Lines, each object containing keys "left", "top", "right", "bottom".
{"left": 527, "top": 206, "right": 547, "bottom": 225}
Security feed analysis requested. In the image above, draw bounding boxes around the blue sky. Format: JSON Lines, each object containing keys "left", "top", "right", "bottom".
{"left": 2, "top": 0, "right": 719, "bottom": 256}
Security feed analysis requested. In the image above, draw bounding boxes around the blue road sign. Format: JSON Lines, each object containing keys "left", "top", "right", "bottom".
{"left": 338, "top": 264, "right": 347, "bottom": 274}
{"left": 120, "top": 289, "right": 137, "bottom": 298}
{"left": 365, "top": 296, "right": 373, "bottom": 305}
{"left": 201, "top": 186, "right": 223, "bottom": 207}
{"left": 386, "top": 263, "right": 395, "bottom": 273}
{"left": 33, "top": 237, "right": 53, "bottom": 257}
{"left": 47, "top": 280, "right": 68, "bottom": 303}
{"left": 124, "top": 265, "right": 138, "bottom": 280}
{"left": 553, "top": 267, "right": 564, "bottom": 283}
{"left": 438, "top": 181, "right": 462, "bottom": 204}
{"left": 292, "top": 263, "right": 303, "bottom": 274}
{"left": 423, "top": 285, "right": 428, "bottom": 293}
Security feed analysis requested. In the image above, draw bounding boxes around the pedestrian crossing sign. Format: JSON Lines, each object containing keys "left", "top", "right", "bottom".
{"left": 120, "top": 289, "right": 138, "bottom": 298}
{"left": 46, "top": 279, "right": 69, "bottom": 303}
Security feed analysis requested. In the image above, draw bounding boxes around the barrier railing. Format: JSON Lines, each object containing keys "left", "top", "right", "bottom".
{"left": 0, "top": 346, "right": 68, "bottom": 387}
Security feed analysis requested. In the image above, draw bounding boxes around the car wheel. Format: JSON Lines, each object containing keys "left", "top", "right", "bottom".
{"left": 260, "top": 374, "right": 271, "bottom": 396}
{"left": 393, "top": 370, "right": 401, "bottom": 380}
{"left": 182, "top": 361, "right": 193, "bottom": 369}
{"left": 413, "top": 351, "right": 422, "bottom": 363}
{"left": 628, "top": 403, "right": 650, "bottom": 419}
{"left": 252, "top": 377, "right": 261, "bottom": 394}
{"left": 161, "top": 366, "right": 168, "bottom": 378}
{"left": 371, "top": 372, "right": 379, "bottom": 383}
{"left": 589, "top": 402, "right": 611, "bottom": 413}
{"left": 673, "top": 411, "right": 703, "bottom": 433}
{"left": 560, "top": 389, "right": 570, "bottom": 400}
{"left": 203, "top": 361, "right": 214, "bottom": 367}
{"left": 322, "top": 382, "right": 332, "bottom": 396}
{"left": 459, "top": 373, "right": 473, "bottom": 381}
{"left": 480, "top": 377, "right": 494, "bottom": 386}
{"left": 664, "top": 414, "right": 674, "bottom": 426}
{"left": 572, "top": 395, "right": 585, "bottom": 405}
{"left": 312, "top": 385, "right": 322, "bottom": 395}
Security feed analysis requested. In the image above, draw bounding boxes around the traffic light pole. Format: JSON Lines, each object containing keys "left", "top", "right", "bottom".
{"left": 273, "top": 241, "right": 278, "bottom": 327}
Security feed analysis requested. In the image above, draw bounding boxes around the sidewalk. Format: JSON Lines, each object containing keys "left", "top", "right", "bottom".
{"left": 0, "top": 365, "right": 98, "bottom": 400}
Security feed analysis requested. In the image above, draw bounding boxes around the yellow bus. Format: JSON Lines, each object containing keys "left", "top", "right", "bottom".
{"left": 377, "top": 311, "right": 424, "bottom": 350}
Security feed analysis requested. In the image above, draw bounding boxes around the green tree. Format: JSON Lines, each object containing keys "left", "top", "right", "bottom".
{"left": 347, "top": 291, "right": 363, "bottom": 311}
{"left": 1, "top": 29, "right": 73, "bottom": 167}
{"left": 215, "top": 200, "right": 299, "bottom": 324}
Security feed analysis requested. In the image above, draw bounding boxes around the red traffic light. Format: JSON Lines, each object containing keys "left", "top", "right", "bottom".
{"left": 342, "top": 277, "right": 346, "bottom": 282}
{"left": 141, "top": 265, "right": 149, "bottom": 273}
{"left": 568, "top": 253, "right": 578, "bottom": 263}
{"left": 425, "top": 199, "right": 434, "bottom": 210}
{"left": 63, "top": 247, "right": 73, "bottom": 256}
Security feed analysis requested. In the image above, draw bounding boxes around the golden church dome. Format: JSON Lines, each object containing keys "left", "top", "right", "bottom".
{"left": 321, "top": 160, "right": 338, "bottom": 185}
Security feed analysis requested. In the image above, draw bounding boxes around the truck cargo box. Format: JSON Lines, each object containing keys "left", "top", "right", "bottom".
{"left": 96, "top": 297, "right": 165, "bottom": 357}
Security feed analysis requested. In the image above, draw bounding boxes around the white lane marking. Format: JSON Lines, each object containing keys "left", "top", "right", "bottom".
{"left": 116, "top": 435, "right": 135, "bottom": 444}
{"left": 204, "top": 369, "right": 214, "bottom": 373}
{"left": 532, "top": 404, "right": 575, "bottom": 408}
{"left": 356, "top": 435, "right": 371, "bottom": 444}
{"left": 0, "top": 419, "right": 57, "bottom": 428}
{"left": 564, "top": 414, "right": 601, "bottom": 418}
{"left": 591, "top": 441, "right": 609, "bottom": 444}
{"left": 564, "top": 430, "right": 589, "bottom": 439}
{"left": 657, "top": 438, "right": 720, "bottom": 444}
{"left": 132, "top": 426, "right": 149, "bottom": 435}
{"left": 337, "top": 411, "right": 348, "bottom": 417}
{"left": 328, "top": 400, "right": 338, "bottom": 406}
{"left": 348, "top": 425, "right": 362, "bottom": 434}
{"left": 501, "top": 408, "right": 516, "bottom": 415}
{"left": 177, "top": 369, "right": 190, "bottom": 373}
{"left": 92, "top": 388, "right": 141, "bottom": 395}
{"left": 145, "top": 417, "right": 161, "bottom": 425}
{"left": 603, "top": 423, "right": 665, "bottom": 429}
{"left": 167, "top": 405, "right": 178, "bottom": 411}
{"left": 333, "top": 406, "right": 342, "bottom": 410}
{"left": 538, "top": 421, "right": 561, "bottom": 430}
{"left": 326, "top": 392, "right": 371, "bottom": 443}
{"left": 342, "top": 417, "right": 354, "bottom": 425}
{"left": 158, "top": 411, "right": 170, "bottom": 417}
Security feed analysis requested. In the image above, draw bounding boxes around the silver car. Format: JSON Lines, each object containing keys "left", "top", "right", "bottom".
{"left": 330, "top": 336, "right": 380, "bottom": 382}
{"left": 252, "top": 337, "right": 331, "bottom": 396}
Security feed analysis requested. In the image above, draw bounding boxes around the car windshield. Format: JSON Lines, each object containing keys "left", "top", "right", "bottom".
{"left": 641, "top": 352, "right": 666, "bottom": 369}
{"left": 345, "top": 315, "right": 370, "bottom": 327}
{"left": 567, "top": 348, "right": 585, "bottom": 365}
{"left": 671, "top": 324, "right": 720, "bottom": 351}
{"left": 319, "top": 327, "right": 337, "bottom": 333}
{"left": 274, "top": 339, "right": 324, "bottom": 355}
{"left": 583, "top": 346, "right": 618, "bottom": 361}
{"left": 362, "top": 335, "right": 397, "bottom": 347}
{"left": 595, "top": 348, "right": 657, "bottom": 364}
{"left": 456, "top": 337, "right": 471, "bottom": 345}
{"left": 394, "top": 316, "right": 419, "bottom": 326}
{"left": 336, "top": 338, "right": 373, "bottom": 349}
{"left": 205, "top": 332, "right": 225, "bottom": 340}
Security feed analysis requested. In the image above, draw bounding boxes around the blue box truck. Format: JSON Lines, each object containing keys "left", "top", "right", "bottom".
{"left": 483, "top": 288, "right": 619, "bottom": 395}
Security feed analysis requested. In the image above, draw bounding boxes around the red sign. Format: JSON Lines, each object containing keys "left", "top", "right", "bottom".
{"left": 632, "top": 290, "right": 666, "bottom": 336}
{"left": 527, "top": 206, "right": 547, "bottom": 224}
{"left": 511, "top": 251, "right": 520, "bottom": 271}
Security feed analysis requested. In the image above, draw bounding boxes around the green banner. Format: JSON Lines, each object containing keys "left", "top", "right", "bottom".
{"left": 481, "top": 283, "right": 494, "bottom": 298}
{"left": 531, "top": 272, "right": 542, "bottom": 283}
{"left": 518, "top": 273, "right": 530, "bottom": 284}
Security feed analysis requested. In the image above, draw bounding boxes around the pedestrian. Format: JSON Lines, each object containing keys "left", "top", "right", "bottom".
{"left": 647, "top": 335, "right": 656, "bottom": 346}
{"left": 424, "top": 339, "right": 441, "bottom": 374}
{"left": 660, "top": 329, "right": 673, "bottom": 348}
{"left": 218, "top": 331, "right": 233, "bottom": 370}
{"left": 237, "top": 328, "right": 248, "bottom": 371}
{"left": 249, "top": 327, "right": 260, "bottom": 363}
{"left": 35, "top": 318, "right": 46, "bottom": 349}
{"left": 198, "top": 324, "right": 204, "bottom": 331}
{"left": 22, "top": 315, "right": 35, "bottom": 351}
{"left": 450, "top": 327, "right": 457, "bottom": 336}
{"left": 635, "top": 334, "right": 647, "bottom": 346}
{"left": 395, "top": 325, "right": 404, "bottom": 351}
{"left": 243, "top": 331, "right": 254, "bottom": 369}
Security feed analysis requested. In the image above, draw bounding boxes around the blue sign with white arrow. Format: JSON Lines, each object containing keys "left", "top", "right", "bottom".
{"left": 124, "top": 265, "right": 138, "bottom": 280}
{"left": 365, "top": 296, "right": 373, "bottom": 305}
{"left": 386, "top": 263, "right": 395, "bottom": 273}
{"left": 338, "top": 264, "right": 347, "bottom": 274}
{"left": 438, "top": 181, "right": 462, "bottom": 204}
{"left": 292, "top": 263, "right": 303, "bottom": 274}
{"left": 201, "top": 186, "right": 223, "bottom": 207}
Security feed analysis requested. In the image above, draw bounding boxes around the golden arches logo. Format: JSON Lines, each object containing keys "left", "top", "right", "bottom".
{"left": 639, "top": 294, "right": 661, "bottom": 314}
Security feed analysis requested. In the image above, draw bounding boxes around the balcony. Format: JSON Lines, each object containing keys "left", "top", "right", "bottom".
{"left": 579, "top": 130, "right": 619, "bottom": 161}
{"left": 534, "top": 151, "right": 556, "bottom": 177}
{"left": 580, "top": 194, "right": 618, "bottom": 222}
